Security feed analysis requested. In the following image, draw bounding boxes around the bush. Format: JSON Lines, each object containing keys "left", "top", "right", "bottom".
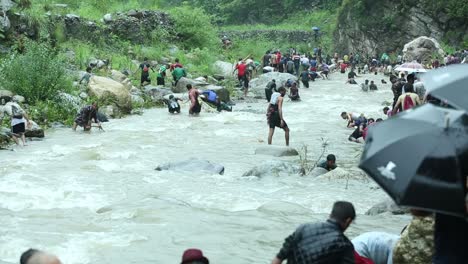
{"left": 0, "top": 41, "right": 72, "bottom": 103}
{"left": 169, "top": 6, "right": 217, "bottom": 50}
{"left": 28, "top": 100, "right": 77, "bottom": 126}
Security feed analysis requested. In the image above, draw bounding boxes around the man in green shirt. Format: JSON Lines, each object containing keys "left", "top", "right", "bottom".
{"left": 157, "top": 65, "right": 167, "bottom": 86}
{"left": 172, "top": 67, "right": 187, "bottom": 86}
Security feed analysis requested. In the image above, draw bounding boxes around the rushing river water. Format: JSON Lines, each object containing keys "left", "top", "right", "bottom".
{"left": 0, "top": 72, "right": 410, "bottom": 264}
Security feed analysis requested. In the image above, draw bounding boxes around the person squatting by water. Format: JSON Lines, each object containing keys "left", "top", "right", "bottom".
{"left": 267, "top": 87, "right": 290, "bottom": 146}
{"left": 72, "top": 102, "right": 101, "bottom": 131}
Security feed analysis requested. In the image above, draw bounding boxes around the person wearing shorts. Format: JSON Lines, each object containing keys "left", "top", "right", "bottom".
{"left": 11, "top": 110, "right": 30, "bottom": 146}
{"left": 320, "top": 63, "right": 330, "bottom": 80}
{"left": 267, "top": 87, "right": 289, "bottom": 146}
{"left": 187, "top": 84, "right": 201, "bottom": 115}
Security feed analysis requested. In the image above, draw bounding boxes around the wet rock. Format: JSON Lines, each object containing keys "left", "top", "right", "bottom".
{"left": 155, "top": 159, "right": 225, "bottom": 175}
{"left": 173, "top": 77, "right": 209, "bottom": 93}
{"left": 65, "top": 14, "right": 80, "bottom": 20}
{"left": 88, "top": 76, "right": 132, "bottom": 113}
{"left": 50, "top": 122, "right": 66, "bottom": 128}
{"left": 249, "top": 72, "right": 298, "bottom": 96}
{"left": 254, "top": 146, "right": 299, "bottom": 157}
{"left": 402, "top": 36, "right": 445, "bottom": 64}
{"left": 309, "top": 167, "right": 330, "bottom": 177}
{"left": 25, "top": 121, "right": 45, "bottom": 138}
{"left": 96, "top": 111, "right": 109, "bottom": 122}
{"left": 101, "top": 105, "right": 120, "bottom": 119}
{"left": 243, "top": 161, "right": 301, "bottom": 177}
{"left": 110, "top": 69, "right": 127, "bottom": 83}
{"left": 213, "top": 61, "right": 234, "bottom": 78}
{"left": 366, "top": 198, "right": 409, "bottom": 216}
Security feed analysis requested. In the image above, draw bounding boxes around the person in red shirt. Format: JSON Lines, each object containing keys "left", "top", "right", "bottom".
{"left": 169, "top": 58, "right": 183, "bottom": 71}
{"left": 340, "top": 62, "right": 348, "bottom": 73}
{"left": 234, "top": 60, "right": 249, "bottom": 97}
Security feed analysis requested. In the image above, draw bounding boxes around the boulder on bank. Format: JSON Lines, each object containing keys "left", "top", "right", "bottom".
{"left": 255, "top": 145, "right": 299, "bottom": 157}
{"left": 25, "top": 121, "right": 45, "bottom": 138}
{"left": 402, "top": 36, "right": 444, "bottom": 64}
{"left": 249, "top": 72, "right": 298, "bottom": 96}
{"left": 213, "top": 61, "right": 234, "bottom": 78}
{"left": 144, "top": 85, "right": 172, "bottom": 104}
{"left": 0, "top": 89, "right": 13, "bottom": 102}
{"left": 173, "top": 77, "right": 210, "bottom": 93}
{"left": 366, "top": 198, "right": 409, "bottom": 216}
{"left": 155, "top": 159, "right": 225, "bottom": 175}
{"left": 243, "top": 160, "right": 301, "bottom": 177}
{"left": 88, "top": 76, "right": 132, "bottom": 113}
{"left": 0, "top": 127, "right": 11, "bottom": 148}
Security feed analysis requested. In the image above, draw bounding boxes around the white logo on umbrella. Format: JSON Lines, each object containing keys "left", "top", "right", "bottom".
{"left": 378, "top": 162, "right": 396, "bottom": 180}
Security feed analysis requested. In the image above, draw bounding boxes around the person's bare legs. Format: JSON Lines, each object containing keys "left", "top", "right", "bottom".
{"left": 12, "top": 135, "right": 19, "bottom": 145}
{"left": 268, "top": 127, "right": 275, "bottom": 145}
{"left": 284, "top": 127, "right": 290, "bottom": 146}
{"left": 72, "top": 122, "right": 78, "bottom": 131}
{"left": 21, "top": 133, "right": 27, "bottom": 146}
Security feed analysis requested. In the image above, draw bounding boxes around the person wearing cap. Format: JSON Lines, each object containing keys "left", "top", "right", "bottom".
{"left": 272, "top": 201, "right": 356, "bottom": 264}
{"left": 181, "top": 248, "right": 209, "bottom": 264}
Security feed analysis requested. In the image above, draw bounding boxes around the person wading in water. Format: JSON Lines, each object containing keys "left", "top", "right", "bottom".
{"left": 267, "top": 87, "right": 290, "bottom": 146}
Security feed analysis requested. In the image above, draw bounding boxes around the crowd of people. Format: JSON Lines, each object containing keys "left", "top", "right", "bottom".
{"left": 3, "top": 44, "right": 468, "bottom": 264}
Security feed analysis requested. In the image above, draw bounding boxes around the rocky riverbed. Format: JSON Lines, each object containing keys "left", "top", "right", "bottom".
{"left": 0, "top": 72, "right": 410, "bottom": 264}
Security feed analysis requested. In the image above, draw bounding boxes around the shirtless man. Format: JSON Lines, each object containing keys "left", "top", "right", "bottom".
{"left": 267, "top": 87, "right": 290, "bottom": 146}
{"left": 187, "top": 84, "right": 201, "bottom": 115}
{"left": 341, "top": 112, "right": 366, "bottom": 128}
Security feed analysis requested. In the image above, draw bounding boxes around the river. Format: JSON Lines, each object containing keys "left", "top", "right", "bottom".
{"left": 0, "top": 72, "right": 410, "bottom": 264}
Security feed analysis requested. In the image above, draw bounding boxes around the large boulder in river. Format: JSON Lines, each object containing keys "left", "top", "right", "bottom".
{"left": 255, "top": 145, "right": 299, "bottom": 157}
{"left": 402, "top": 36, "right": 444, "bottom": 64}
{"left": 173, "top": 77, "right": 210, "bottom": 93}
{"left": 213, "top": 61, "right": 234, "bottom": 78}
{"left": 155, "top": 159, "right": 225, "bottom": 175}
{"left": 88, "top": 76, "right": 132, "bottom": 112}
{"left": 25, "top": 121, "right": 45, "bottom": 138}
{"left": 0, "top": 127, "right": 11, "bottom": 148}
{"left": 243, "top": 160, "right": 300, "bottom": 177}
{"left": 366, "top": 198, "right": 409, "bottom": 216}
{"left": 249, "top": 72, "right": 298, "bottom": 96}
{"left": 144, "top": 85, "right": 172, "bottom": 104}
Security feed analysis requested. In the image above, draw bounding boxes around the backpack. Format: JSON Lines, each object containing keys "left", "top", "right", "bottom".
{"left": 287, "top": 61, "right": 294, "bottom": 71}
{"left": 143, "top": 64, "right": 149, "bottom": 72}
{"left": 11, "top": 104, "right": 24, "bottom": 118}
{"left": 403, "top": 94, "right": 415, "bottom": 110}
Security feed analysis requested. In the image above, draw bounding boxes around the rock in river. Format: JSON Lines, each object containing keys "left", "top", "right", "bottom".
{"left": 155, "top": 159, "right": 225, "bottom": 175}
{"left": 254, "top": 145, "right": 299, "bottom": 157}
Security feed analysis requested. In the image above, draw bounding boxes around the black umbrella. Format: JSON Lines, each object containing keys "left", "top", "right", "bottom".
{"left": 422, "top": 64, "right": 468, "bottom": 112}
{"left": 359, "top": 104, "right": 468, "bottom": 217}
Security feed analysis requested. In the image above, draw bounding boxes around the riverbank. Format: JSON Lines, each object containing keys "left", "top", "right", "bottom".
{"left": 0, "top": 71, "right": 410, "bottom": 263}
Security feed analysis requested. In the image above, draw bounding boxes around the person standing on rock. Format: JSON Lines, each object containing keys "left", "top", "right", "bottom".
{"left": 156, "top": 64, "right": 167, "bottom": 86}
{"left": 187, "top": 84, "right": 201, "bottom": 115}
{"left": 271, "top": 201, "right": 356, "bottom": 264}
{"left": 139, "top": 57, "right": 154, "bottom": 87}
{"left": 267, "top": 87, "right": 289, "bottom": 146}
{"left": 172, "top": 66, "right": 187, "bottom": 87}
{"left": 73, "top": 102, "right": 101, "bottom": 131}
{"left": 234, "top": 60, "right": 249, "bottom": 98}
{"left": 79, "top": 66, "right": 92, "bottom": 87}
{"left": 169, "top": 58, "right": 183, "bottom": 71}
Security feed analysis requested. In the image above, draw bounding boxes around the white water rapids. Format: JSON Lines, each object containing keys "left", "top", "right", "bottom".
{"left": 0, "top": 72, "right": 410, "bottom": 263}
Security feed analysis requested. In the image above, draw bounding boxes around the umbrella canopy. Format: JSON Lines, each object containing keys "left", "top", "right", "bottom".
{"left": 359, "top": 104, "right": 468, "bottom": 217}
{"left": 421, "top": 64, "right": 468, "bottom": 112}
{"left": 395, "top": 61, "right": 427, "bottom": 73}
